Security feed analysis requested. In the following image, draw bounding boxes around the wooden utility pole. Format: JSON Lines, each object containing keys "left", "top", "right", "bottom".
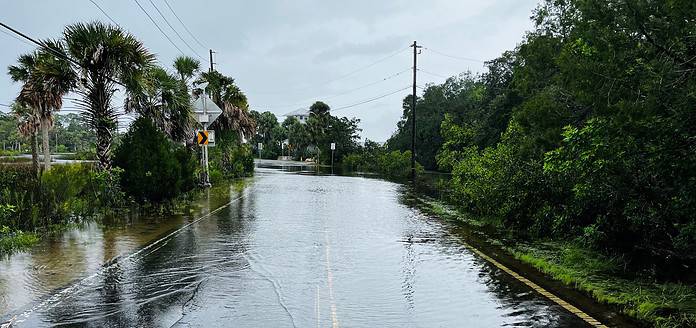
{"left": 410, "top": 41, "right": 421, "bottom": 180}
{"left": 209, "top": 49, "right": 215, "bottom": 72}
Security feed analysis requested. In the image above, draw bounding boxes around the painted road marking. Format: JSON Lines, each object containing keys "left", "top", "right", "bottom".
{"left": 458, "top": 240, "right": 608, "bottom": 327}
{"left": 5, "top": 195, "right": 245, "bottom": 327}
{"left": 316, "top": 285, "right": 321, "bottom": 328}
{"left": 324, "top": 231, "right": 339, "bottom": 328}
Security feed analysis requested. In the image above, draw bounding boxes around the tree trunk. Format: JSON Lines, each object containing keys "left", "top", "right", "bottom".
{"left": 96, "top": 123, "right": 112, "bottom": 171}
{"left": 30, "top": 133, "right": 39, "bottom": 178}
{"left": 41, "top": 118, "right": 51, "bottom": 171}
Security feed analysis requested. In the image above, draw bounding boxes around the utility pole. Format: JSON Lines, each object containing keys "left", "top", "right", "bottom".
{"left": 209, "top": 49, "right": 215, "bottom": 72}
{"left": 198, "top": 49, "right": 216, "bottom": 187}
{"left": 410, "top": 41, "right": 421, "bottom": 180}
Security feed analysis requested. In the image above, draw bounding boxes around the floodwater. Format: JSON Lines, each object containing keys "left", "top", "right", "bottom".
{"left": 1, "top": 161, "right": 593, "bottom": 327}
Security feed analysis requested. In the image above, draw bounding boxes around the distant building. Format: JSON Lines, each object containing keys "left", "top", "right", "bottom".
{"left": 284, "top": 108, "right": 310, "bottom": 124}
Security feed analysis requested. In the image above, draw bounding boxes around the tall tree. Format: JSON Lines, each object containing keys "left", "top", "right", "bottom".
{"left": 10, "top": 103, "right": 40, "bottom": 176}
{"left": 7, "top": 44, "right": 75, "bottom": 171}
{"left": 125, "top": 66, "right": 194, "bottom": 143}
{"left": 173, "top": 56, "right": 200, "bottom": 82}
{"left": 63, "top": 22, "right": 155, "bottom": 170}
{"left": 195, "top": 70, "right": 256, "bottom": 142}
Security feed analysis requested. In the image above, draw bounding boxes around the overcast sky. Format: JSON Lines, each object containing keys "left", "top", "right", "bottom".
{"left": 0, "top": 0, "right": 539, "bottom": 141}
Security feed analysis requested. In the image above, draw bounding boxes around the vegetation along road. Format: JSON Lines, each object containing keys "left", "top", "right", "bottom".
{"left": 1, "top": 0, "right": 695, "bottom": 327}
{"left": 1, "top": 162, "right": 634, "bottom": 327}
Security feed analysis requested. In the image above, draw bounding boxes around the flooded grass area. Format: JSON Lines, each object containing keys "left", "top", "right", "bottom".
{"left": 0, "top": 180, "right": 248, "bottom": 318}
{"left": 413, "top": 195, "right": 696, "bottom": 328}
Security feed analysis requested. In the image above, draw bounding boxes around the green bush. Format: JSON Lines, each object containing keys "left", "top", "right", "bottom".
{"left": 208, "top": 129, "right": 255, "bottom": 180}
{"left": 342, "top": 147, "right": 423, "bottom": 179}
{"left": 114, "top": 117, "right": 196, "bottom": 202}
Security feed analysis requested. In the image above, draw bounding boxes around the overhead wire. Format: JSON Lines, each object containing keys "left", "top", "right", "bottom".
{"left": 0, "top": 21, "right": 126, "bottom": 87}
{"left": 417, "top": 68, "right": 451, "bottom": 79}
{"left": 269, "top": 68, "right": 412, "bottom": 111}
{"left": 422, "top": 46, "right": 484, "bottom": 63}
{"left": 0, "top": 26, "right": 34, "bottom": 48}
{"left": 132, "top": 0, "right": 186, "bottom": 56}
{"left": 332, "top": 86, "right": 411, "bottom": 112}
{"left": 257, "top": 46, "right": 410, "bottom": 95}
{"left": 88, "top": 0, "right": 122, "bottom": 29}
{"left": 162, "top": 0, "right": 207, "bottom": 50}
{"left": 146, "top": 0, "right": 207, "bottom": 61}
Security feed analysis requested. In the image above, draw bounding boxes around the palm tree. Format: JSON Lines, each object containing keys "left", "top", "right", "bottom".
{"left": 307, "top": 101, "right": 331, "bottom": 160}
{"left": 195, "top": 71, "right": 256, "bottom": 142}
{"left": 7, "top": 44, "right": 74, "bottom": 171}
{"left": 173, "top": 56, "right": 200, "bottom": 82}
{"left": 63, "top": 22, "right": 155, "bottom": 170}
{"left": 11, "top": 103, "right": 40, "bottom": 177}
{"left": 125, "top": 66, "right": 194, "bottom": 143}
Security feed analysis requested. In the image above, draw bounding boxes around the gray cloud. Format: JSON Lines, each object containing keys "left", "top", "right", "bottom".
{"left": 313, "top": 36, "right": 405, "bottom": 63}
{"left": 0, "top": 0, "right": 540, "bottom": 141}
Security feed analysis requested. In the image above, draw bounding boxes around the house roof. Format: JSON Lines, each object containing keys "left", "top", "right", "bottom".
{"left": 284, "top": 108, "right": 310, "bottom": 117}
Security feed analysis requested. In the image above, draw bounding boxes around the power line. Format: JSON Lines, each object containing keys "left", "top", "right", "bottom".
{"left": 146, "top": 0, "right": 207, "bottom": 61}
{"left": 332, "top": 86, "right": 410, "bottom": 112}
{"left": 417, "top": 68, "right": 450, "bottom": 79}
{"left": 0, "top": 20, "right": 126, "bottom": 87}
{"left": 323, "top": 47, "right": 409, "bottom": 85}
{"left": 0, "top": 26, "right": 33, "bottom": 47}
{"left": 257, "top": 46, "right": 410, "bottom": 95}
{"left": 132, "top": 0, "right": 186, "bottom": 56}
{"left": 88, "top": 0, "right": 121, "bottom": 29}
{"left": 422, "top": 46, "right": 484, "bottom": 63}
{"left": 270, "top": 68, "right": 411, "bottom": 110}
{"left": 162, "top": 0, "right": 207, "bottom": 50}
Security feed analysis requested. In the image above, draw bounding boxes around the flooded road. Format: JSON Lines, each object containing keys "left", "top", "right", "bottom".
{"left": 2, "top": 163, "right": 592, "bottom": 327}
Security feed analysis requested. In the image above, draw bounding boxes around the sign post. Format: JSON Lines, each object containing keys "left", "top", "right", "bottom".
{"left": 193, "top": 86, "right": 223, "bottom": 187}
{"left": 257, "top": 142, "right": 263, "bottom": 159}
{"left": 330, "top": 142, "right": 336, "bottom": 174}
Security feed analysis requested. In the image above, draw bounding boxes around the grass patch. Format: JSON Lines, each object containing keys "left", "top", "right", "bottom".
{"left": 0, "top": 156, "right": 31, "bottom": 163}
{"left": 418, "top": 197, "right": 696, "bottom": 328}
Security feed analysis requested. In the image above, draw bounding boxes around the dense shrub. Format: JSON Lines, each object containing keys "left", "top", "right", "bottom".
{"left": 114, "top": 117, "right": 196, "bottom": 202}
{"left": 208, "top": 129, "right": 254, "bottom": 181}
{"left": 0, "top": 163, "right": 111, "bottom": 232}
{"left": 343, "top": 144, "right": 423, "bottom": 179}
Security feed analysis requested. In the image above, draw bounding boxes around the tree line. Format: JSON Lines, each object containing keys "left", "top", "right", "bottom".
{"left": 1, "top": 21, "right": 257, "bottom": 247}
{"left": 388, "top": 0, "right": 696, "bottom": 276}
{"left": 250, "top": 101, "right": 362, "bottom": 163}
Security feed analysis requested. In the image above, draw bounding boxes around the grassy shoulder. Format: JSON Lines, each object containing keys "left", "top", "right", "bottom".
{"left": 417, "top": 197, "right": 696, "bottom": 328}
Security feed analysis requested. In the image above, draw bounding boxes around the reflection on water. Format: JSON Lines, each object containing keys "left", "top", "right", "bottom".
{"left": 2, "top": 163, "right": 590, "bottom": 327}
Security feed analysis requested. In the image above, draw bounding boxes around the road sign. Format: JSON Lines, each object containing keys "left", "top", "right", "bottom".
{"left": 197, "top": 130, "right": 209, "bottom": 145}
{"left": 330, "top": 142, "right": 336, "bottom": 150}
{"left": 196, "top": 130, "right": 215, "bottom": 146}
{"left": 258, "top": 143, "right": 263, "bottom": 150}
{"left": 193, "top": 93, "right": 223, "bottom": 125}
{"left": 207, "top": 130, "right": 215, "bottom": 145}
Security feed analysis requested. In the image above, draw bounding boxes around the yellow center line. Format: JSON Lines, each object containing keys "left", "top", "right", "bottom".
{"left": 462, "top": 241, "right": 608, "bottom": 327}
{"left": 315, "top": 285, "right": 321, "bottom": 328}
{"left": 324, "top": 231, "right": 339, "bottom": 328}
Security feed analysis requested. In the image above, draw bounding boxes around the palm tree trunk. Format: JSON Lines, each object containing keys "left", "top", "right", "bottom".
{"left": 30, "top": 133, "right": 39, "bottom": 178}
{"left": 96, "top": 124, "right": 112, "bottom": 171}
{"left": 41, "top": 118, "right": 51, "bottom": 171}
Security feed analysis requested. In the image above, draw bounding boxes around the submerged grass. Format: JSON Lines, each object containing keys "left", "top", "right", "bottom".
{"left": 417, "top": 197, "right": 696, "bottom": 328}
{"left": 0, "top": 231, "right": 39, "bottom": 254}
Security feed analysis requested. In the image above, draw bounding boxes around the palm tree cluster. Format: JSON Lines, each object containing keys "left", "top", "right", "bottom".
{"left": 8, "top": 41, "right": 75, "bottom": 174}
{"left": 6, "top": 21, "right": 254, "bottom": 174}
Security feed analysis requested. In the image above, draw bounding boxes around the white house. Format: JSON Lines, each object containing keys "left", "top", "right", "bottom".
{"left": 284, "top": 108, "right": 310, "bottom": 124}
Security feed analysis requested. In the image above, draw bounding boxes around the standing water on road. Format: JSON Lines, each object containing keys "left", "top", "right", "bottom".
{"left": 1, "top": 165, "right": 590, "bottom": 327}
